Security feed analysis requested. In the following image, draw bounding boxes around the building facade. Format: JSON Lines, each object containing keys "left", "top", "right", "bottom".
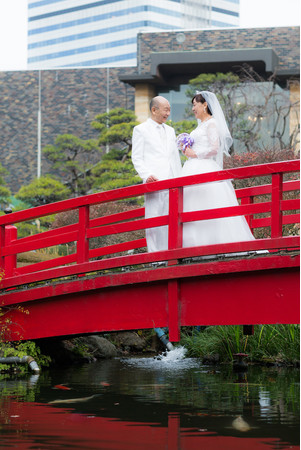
{"left": 27, "top": 0, "right": 239, "bottom": 69}
{"left": 1, "top": 26, "right": 299, "bottom": 193}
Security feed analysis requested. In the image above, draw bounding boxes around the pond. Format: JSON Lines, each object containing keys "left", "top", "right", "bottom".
{"left": 0, "top": 349, "right": 299, "bottom": 449}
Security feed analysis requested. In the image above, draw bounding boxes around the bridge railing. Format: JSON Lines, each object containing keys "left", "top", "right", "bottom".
{"left": 0, "top": 160, "right": 299, "bottom": 291}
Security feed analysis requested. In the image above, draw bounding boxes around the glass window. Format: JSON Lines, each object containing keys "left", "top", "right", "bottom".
{"left": 158, "top": 84, "right": 190, "bottom": 122}
{"left": 159, "top": 81, "right": 293, "bottom": 152}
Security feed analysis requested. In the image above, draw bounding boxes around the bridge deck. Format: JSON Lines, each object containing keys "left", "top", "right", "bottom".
{"left": 0, "top": 161, "right": 299, "bottom": 341}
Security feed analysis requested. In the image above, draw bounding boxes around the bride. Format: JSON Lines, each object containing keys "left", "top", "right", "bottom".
{"left": 181, "top": 91, "right": 255, "bottom": 248}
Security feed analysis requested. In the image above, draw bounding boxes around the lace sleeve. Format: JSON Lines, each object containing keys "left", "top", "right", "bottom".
{"left": 194, "top": 121, "right": 219, "bottom": 159}
{"left": 206, "top": 122, "right": 219, "bottom": 156}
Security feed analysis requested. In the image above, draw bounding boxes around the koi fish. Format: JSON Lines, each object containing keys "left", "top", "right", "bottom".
{"left": 48, "top": 394, "right": 99, "bottom": 405}
{"left": 232, "top": 416, "right": 251, "bottom": 432}
{"left": 53, "top": 384, "right": 71, "bottom": 390}
{"left": 134, "top": 384, "right": 170, "bottom": 387}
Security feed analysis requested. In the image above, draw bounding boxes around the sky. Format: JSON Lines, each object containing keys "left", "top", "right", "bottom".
{"left": 0, "top": 0, "right": 300, "bottom": 71}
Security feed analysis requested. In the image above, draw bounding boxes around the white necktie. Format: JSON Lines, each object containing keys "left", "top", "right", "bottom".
{"left": 158, "top": 124, "right": 166, "bottom": 144}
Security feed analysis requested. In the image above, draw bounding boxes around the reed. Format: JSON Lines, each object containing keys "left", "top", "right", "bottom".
{"left": 181, "top": 324, "right": 300, "bottom": 364}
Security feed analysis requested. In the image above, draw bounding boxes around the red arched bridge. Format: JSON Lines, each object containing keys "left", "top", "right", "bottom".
{"left": 0, "top": 160, "right": 299, "bottom": 342}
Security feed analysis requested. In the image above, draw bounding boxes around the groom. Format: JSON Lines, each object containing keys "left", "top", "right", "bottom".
{"left": 132, "top": 96, "right": 182, "bottom": 252}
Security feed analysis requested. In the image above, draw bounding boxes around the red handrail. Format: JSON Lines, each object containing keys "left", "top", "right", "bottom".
{"left": 0, "top": 160, "right": 299, "bottom": 290}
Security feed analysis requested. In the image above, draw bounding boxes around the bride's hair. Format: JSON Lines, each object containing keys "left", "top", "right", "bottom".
{"left": 192, "top": 90, "right": 233, "bottom": 169}
{"left": 192, "top": 94, "right": 212, "bottom": 115}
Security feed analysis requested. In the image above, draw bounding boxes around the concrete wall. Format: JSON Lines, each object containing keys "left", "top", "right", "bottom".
{"left": 0, "top": 68, "right": 135, "bottom": 193}
{"left": 138, "top": 26, "right": 299, "bottom": 74}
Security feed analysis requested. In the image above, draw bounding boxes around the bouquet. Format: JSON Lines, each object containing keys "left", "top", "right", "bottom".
{"left": 176, "top": 133, "right": 194, "bottom": 154}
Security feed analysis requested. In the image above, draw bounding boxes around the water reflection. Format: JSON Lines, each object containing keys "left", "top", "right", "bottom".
{"left": 0, "top": 356, "right": 299, "bottom": 449}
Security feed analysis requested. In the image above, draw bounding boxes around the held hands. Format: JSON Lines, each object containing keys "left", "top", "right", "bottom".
{"left": 184, "top": 147, "right": 197, "bottom": 158}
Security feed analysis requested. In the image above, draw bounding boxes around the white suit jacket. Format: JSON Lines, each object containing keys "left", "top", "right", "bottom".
{"left": 132, "top": 118, "right": 182, "bottom": 183}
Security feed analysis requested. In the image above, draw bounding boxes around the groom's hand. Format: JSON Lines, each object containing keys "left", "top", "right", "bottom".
{"left": 146, "top": 175, "right": 159, "bottom": 183}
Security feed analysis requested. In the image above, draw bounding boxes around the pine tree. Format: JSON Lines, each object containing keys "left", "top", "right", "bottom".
{"left": 91, "top": 108, "right": 140, "bottom": 191}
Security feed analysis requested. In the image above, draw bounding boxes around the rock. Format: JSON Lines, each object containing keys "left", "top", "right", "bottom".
{"left": 35, "top": 334, "right": 117, "bottom": 365}
{"left": 202, "top": 354, "right": 220, "bottom": 365}
{"left": 149, "top": 334, "right": 162, "bottom": 352}
{"left": 36, "top": 337, "right": 94, "bottom": 365}
{"left": 80, "top": 336, "right": 117, "bottom": 359}
{"left": 35, "top": 331, "right": 148, "bottom": 366}
{"left": 111, "top": 331, "right": 146, "bottom": 352}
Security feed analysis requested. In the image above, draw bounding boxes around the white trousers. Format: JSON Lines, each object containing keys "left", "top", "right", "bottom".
{"left": 145, "top": 190, "right": 169, "bottom": 252}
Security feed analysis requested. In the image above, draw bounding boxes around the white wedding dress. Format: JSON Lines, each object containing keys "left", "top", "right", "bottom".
{"left": 182, "top": 118, "right": 255, "bottom": 248}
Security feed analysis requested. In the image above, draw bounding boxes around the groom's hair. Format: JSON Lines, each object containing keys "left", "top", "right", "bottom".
{"left": 150, "top": 96, "right": 167, "bottom": 111}
{"left": 150, "top": 97, "right": 160, "bottom": 111}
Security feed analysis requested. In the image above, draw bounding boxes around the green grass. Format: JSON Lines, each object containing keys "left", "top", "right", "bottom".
{"left": 180, "top": 324, "right": 300, "bottom": 364}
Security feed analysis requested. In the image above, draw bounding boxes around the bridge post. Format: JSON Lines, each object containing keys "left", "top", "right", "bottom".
{"left": 4, "top": 225, "right": 17, "bottom": 277}
{"left": 243, "top": 325, "right": 254, "bottom": 335}
{"left": 167, "top": 187, "right": 183, "bottom": 341}
{"left": 78, "top": 205, "right": 90, "bottom": 263}
{"left": 168, "top": 187, "right": 183, "bottom": 262}
{"left": 0, "top": 225, "right": 5, "bottom": 276}
{"left": 168, "top": 279, "right": 180, "bottom": 342}
{"left": 271, "top": 172, "right": 283, "bottom": 238}
{"left": 2, "top": 208, "right": 17, "bottom": 278}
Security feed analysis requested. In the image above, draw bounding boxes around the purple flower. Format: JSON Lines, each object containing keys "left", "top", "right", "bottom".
{"left": 176, "top": 133, "right": 194, "bottom": 154}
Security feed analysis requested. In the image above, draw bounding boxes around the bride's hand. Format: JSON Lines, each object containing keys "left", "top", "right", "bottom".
{"left": 184, "top": 147, "right": 197, "bottom": 158}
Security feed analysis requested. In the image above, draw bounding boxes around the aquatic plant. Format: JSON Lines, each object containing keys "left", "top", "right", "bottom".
{"left": 181, "top": 324, "right": 300, "bottom": 364}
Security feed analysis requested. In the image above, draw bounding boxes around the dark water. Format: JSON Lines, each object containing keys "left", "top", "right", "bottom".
{"left": 0, "top": 349, "right": 299, "bottom": 449}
